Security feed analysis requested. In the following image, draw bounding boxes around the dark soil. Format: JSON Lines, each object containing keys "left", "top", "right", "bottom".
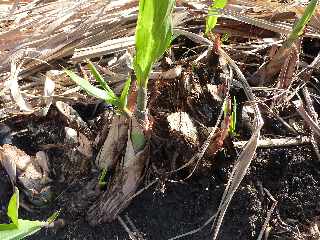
{"left": 0, "top": 101, "right": 319, "bottom": 240}
{"left": 2, "top": 141, "right": 319, "bottom": 240}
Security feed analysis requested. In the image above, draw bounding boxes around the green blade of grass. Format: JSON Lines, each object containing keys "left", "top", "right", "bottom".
{"left": 86, "top": 61, "right": 116, "bottom": 97}
{"left": 0, "top": 219, "right": 46, "bottom": 240}
{"left": 98, "top": 169, "right": 108, "bottom": 188}
{"left": 205, "top": 0, "right": 228, "bottom": 35}
{"left": 119, "top": 76, "right": 131, "bottom": 110}
{"left": 65, "top": 69, "right": 118, "bottom": 105}
{"left": 284, "top": 0, "right": 317, "bottom": 48}
{"left": 7, "top": 188, "right": 19, "bottom": 227}
{"left": 134, "top": 0, "right": 174, "bottom": 88}
{"left": 230, "top": 96, "right": 237, "bottom": 134}
{"left": 0, "top": 188, "right": 59, "bottom": 240}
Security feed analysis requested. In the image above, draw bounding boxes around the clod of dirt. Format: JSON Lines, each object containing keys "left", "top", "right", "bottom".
{"left": 0, "top": 167, "right": 12, "bottom": 223}
{"left": 0, "top": 123, "right": 12, "bottom": 145}
{"left": 62, "top": 128, "right": 92, "bottom": 181}
{"left": 308, "top": 221, "right": 320, "bottom": 239}
{"left": 167, "top": 111, "right": 198, "bottom": 144}
{"left": 206, "top": 84, "right": 223, "bottom": 102}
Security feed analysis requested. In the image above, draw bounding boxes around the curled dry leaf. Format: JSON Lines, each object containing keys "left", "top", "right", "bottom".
{"left": 35, "top": 151, "right": 50, "bottom": 180}
{"left": 276, "top": 44, "right": 299, "bottom": 89}
{"left": 0, "top": 123, "right": 12, "bottom": 145}
{"left": 7, "top": 61, "right": 33, "bottom": 112}
{"left": 149, "top": 65, "right": 182, "bottom": 80}
{"left": 207, "top": 84, "right": 223, "bottom": 102}
{"left": 206, "top": 113, "right": 230, "bottom": 156}
{"left": 309, "top": 221, "right": 320, "bottom": 238}
{"left": 42, "top": 73, "right": 55, "bottom": 116}
{"left": 294, "top": 100, "right": 320, "bottom": 138}
{"left": 87, "top": 116, "right": 149, "bottom": 224}
{"left": 55, "top": 101, "right": 92, "bottom": 138}
{"left": 77, "top": 132, "right": 93, "bottom": 159}
{"left": 64, "top": 127, "right": 78, "bottom": 144}
{"left": 56, "top": 101, "right": 87, "bottom": 129}
{"left": 62, "top": 127, "right": 92, "bottom": 179}
{"left": 212, "top": 45, "right": 264, "bottom": 240}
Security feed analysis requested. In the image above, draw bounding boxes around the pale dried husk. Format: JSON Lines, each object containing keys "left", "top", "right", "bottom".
{"left": 0, "top": 144, "right": 51, "bottom": 203}
{"left": 87, "top": 116, "right": 149, "bottom": 224}
{"left": 95, "top": 114, "right": 129, "bottom": 170}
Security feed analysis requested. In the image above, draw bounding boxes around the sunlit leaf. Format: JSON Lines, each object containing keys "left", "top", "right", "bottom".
{"left": 0, "top": 219, "right": 46, "bottom": 240}
{"left": 0, "top": 188, "right": 59, "bottom": 240}
{"left": 284, "top": 0, "right": 317, "bottom": 48}
{"left": 86, "top": 60, "right": 116, "bottom": 97}
{"left": 65, "top": 69, "right": 117, "bottom": 105}
{"left": 206, "top": 0, "right": 228, "bottom": 34}
{"left": 119, "top": 77, "right": 131, "bottom": 110}
{"left": 134, "top": 0, "right": 174, "bottom": 88}
{"left": 7, "top": 188, "right": 18, "bottom": 227}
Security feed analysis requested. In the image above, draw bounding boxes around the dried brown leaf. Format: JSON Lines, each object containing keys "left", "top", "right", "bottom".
{"left": 294, "top": 100, "right": 320, "bottom": 138}
{"left": 277, "top": 44, "right": 299, "bottom": 89}
{"left": 77, "top": 132, "right": 93, "bottom": 159}
{"left": 212, "top": 47, "right": 264, "bottom": 240}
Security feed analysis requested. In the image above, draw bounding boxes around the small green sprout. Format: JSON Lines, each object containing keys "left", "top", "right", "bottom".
{"left": 221, "top": 32, "right": 230, "bottom": 44}
{"left": 0, "top": 188, "right": 59, "bottom": 240}
{"left": 205, "top": 0, "right": 228, "bottom": 35}
{"left": 229, "top": 96, "right": 237, "bottom": 136}
{"left": 223, "top": 97, "right": 237, "bottom": 136}
{"left": 65, "top": 60, "right": 132, "bottom": 116}
{"left": 98, "top": 169, "right": 108, "bottom": 188}
{"left": 283, "top": 0, "right": 317, "bottom": 49}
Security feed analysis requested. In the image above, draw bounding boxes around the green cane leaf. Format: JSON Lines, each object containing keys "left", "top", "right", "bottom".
{"left": 65, "top": 69, "right": 118, "bottom": 105}
{"left": 231, "top": 96, "right": 237, "bottom": 134}
{"left": 206, "top": 0, "right": 228, "bottom": 35}
{"left": 0, "top": 219, "right": 46, "bottom": 240}
{"left": 86, "top": 60, "right": 116, "bottom": 97}
{"left": 0, "top": 188, "right": 60, "bottom": 240}
{"left": 131, "top": 130, "right": 146, "bottom": 152}
{"left": 0, "top": 224, "right": 16, "bottom": 231}
{"left": 119, "top": 77, "right": 131, "bottom": 110}
{"left": 134, "top": 0, "right": 174, "bottom": 88}
{"left": 7, "top": 188, "right": 19, "bottom": 227}
{"left": 284, "top": 0, "right": 317, "bottom": 48}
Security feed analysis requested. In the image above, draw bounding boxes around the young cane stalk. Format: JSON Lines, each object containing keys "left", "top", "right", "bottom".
{"left": 65, "top": 1, "right": 175, "bottom": 222}
{"left": 134, "top": 0, "right": 175, "bottom": 120}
